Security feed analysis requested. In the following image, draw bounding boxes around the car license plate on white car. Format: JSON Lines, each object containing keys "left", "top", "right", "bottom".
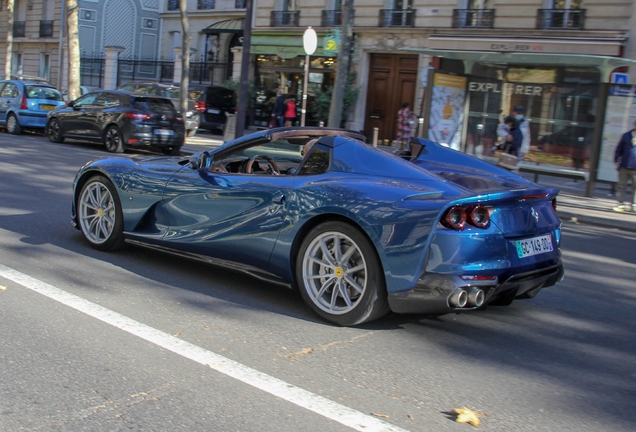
{"left": 154, "top": 129, "right": 174, "bottom": 136}
{"left": 515, "top": 234, "right": 553, "bottom": 258}
{"left": 207, "top": 109, "right": 220, "bottom": 114}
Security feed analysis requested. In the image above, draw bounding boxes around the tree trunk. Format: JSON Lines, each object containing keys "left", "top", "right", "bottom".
{"left": 328, "top": 0, "right": 354, "bottom": 128}
{"left": 66, "top": 0, "right": 81, "bottom": 100}
{"left": 4, "top": 0, "right": 15, "bottom": 78}
{"left": 179, "top": 0, "right": 191, "bottom": 118}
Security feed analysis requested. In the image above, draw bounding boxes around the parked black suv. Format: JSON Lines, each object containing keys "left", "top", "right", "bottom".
{"left": 187, "top": 84, "right": 236, "bottom": 133}
{"left": 46, "top": 90, "right": 185, "bottom": 155}
{"left": 115, "top": 82, "right": 200, "bottom": 136}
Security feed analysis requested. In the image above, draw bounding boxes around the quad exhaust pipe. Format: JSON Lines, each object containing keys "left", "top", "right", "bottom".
{"left": 449, "top": 288, "right": 485, "bottom": 308}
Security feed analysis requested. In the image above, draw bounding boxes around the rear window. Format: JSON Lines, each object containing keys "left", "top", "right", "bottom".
{"left": 162, "top": 87, "right": 180, "bottom": 99}
{"left": 134, "top": 97, "right": 177, "bottom": 115}
{"left": 188, "top": 88, "right": 205, "bottom": 101}
{"left": 26, "top": 86, "right": 62, "bottom": 101}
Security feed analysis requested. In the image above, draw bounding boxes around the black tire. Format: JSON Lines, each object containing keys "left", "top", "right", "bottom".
{"left": 295, "top": 221, "right": 389, "bottom": 326}
{"left": 161, "top": 146, "right": 181, "bottom": 156}
{"left": 47, "top": 118, "right": 65, "bottom": 143}
{"left": 6, "top": 113, "right": 22, "bottom": 135}
{"left": 76, "top": 175, "right": 125, "bottom": 251}
{"left": 103, "top": 126, "right": 124, "bottom": 153}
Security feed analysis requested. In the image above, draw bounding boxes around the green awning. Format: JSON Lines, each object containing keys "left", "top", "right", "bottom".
{"left": 202, "top": 18, "right": 245, "bottom": 34}
{"left": 251, "top": 34, "right": 329, "bottom": 59}
{"left": 400, "top": 48, "right": 636, "bottom": 81}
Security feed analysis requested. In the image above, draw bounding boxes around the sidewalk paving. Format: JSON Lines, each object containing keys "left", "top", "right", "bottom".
{"left": 183, "top": 134, "right": 636, "bottom": 233}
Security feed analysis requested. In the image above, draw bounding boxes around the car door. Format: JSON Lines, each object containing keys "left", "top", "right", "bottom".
{"left": 64, "top": 92, "right": 101, "bottom": 137}
{"left": 0, "top": 82, "right": 18, "bottom": 124}
{"left": 160, "top": 161, "right": 294, "bottom": 271}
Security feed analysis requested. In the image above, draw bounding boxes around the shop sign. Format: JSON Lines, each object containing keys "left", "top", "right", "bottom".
{"left": 324, "top": 30, "right": 340, "bottom": 55}
{"left": 468, "top": 82, "right": 543, "bottom": 96}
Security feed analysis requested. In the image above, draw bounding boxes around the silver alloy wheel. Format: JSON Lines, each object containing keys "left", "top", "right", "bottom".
{"left": 78, "top": 181, "right": 117, "bottom": 245}
{"left": 301, "top": 231, "right": 367, "bottom": 315}
{"left": 7, "top": 115, "right": 18, "bottom": 133}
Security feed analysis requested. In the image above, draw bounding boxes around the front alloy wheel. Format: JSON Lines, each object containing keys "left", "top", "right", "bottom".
{"left": 77, "top": 176, "right": 125, "bottom": 251}
{"left": 296, "top": 222, "right": 388, "bottom": 326}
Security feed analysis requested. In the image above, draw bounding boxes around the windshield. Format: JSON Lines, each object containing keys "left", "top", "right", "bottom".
{"left": 26, "top": 86, "right": 63, "bottom": 101}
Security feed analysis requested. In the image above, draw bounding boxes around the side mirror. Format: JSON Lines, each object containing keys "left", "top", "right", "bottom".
{"left": 189, "top": 151, "right": 212, "bottom": 170}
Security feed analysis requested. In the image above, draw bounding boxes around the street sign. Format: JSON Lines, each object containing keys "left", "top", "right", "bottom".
{"left": 324, "top": 30, "right": 341, "bottom": 55}
{"left": 611, "top": 72, "right": 629, "bottom": 85}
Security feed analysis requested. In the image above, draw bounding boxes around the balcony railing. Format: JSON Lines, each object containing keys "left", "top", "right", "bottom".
{"left": 537, "top": 9, "right": 586, "bottom": 29}
{"left": 167, "top": 0, "right": 178, "bottom": 11}
{"left": 452, "top": 9, "right": 495, "bottom": 28}
{"left": 39, "top": 20, "right": 54, "bottom": 38}
{"left": 270, "top": 11, "right": 300, "bottom": 27}
{"left": 321, "top": 10, "right": 341, "bottom": 27}
{"left": 235, "top": 0, "right": 246, "bottom": 8}
{"left": 379, "top": 9, "right": 415, "bottom": 28}
{"left": 13, "top": 21, "right": 25, "bottom": 38}
{"left": 197, "top": 0, "right": 214, "bottom": 9}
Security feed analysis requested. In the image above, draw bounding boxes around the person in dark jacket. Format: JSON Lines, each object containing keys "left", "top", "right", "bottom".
{"left": 272, "top": 91, "right": 286, "bottom": 127}
{"left": 500, "top": 115, "right": 522, "bottom": 156}
{"left": 613, "top": 120, "right": 636, "bottom": 212}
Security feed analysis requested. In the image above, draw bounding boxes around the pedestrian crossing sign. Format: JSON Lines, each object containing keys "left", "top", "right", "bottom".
{"left": 611, "top": 73, "right": 629, "bottom": 85}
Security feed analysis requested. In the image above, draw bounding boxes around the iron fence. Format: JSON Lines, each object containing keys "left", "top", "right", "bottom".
{"left": 79, "top": 57, "right": 232, "bottom": 88}
{"left": 40, "top": 20, "right": 54, "bottom": 38}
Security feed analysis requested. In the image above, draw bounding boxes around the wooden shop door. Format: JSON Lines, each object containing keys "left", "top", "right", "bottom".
{"left": 364, "top": 54, "right": 418, "bottom": 145}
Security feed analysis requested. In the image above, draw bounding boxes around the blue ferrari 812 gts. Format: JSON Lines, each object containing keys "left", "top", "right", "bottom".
{"left": 71, "top": 127, "right": 564, "bottom": 326}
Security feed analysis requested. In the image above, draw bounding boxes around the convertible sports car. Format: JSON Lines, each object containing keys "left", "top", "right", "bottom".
{"left": 71, "top": 127, "right": 564, "bottom": 326}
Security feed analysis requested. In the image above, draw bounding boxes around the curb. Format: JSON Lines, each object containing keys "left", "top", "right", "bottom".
{"left": 557, "top": 209, "right": 636, "bottom": 232}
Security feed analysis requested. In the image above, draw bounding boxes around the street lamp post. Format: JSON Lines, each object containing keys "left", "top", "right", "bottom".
{"left": 301, "top": 27, "right": 317, "bottom": 127}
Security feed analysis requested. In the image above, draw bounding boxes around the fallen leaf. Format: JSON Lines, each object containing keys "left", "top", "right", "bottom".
{"left": 371, "top": 412, "right": 390, "bottom": 419}
{"left": 408, "top": 414, "right": 414, "bottom": 420}
{"left": 454, "top": 407, "right": 487, "bottom": 428}
{"left": 0, "top": 286, "right": 6, "bottom": 291}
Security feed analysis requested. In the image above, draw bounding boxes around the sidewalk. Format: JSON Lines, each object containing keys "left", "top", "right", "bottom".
{"left": 183, "top": 134, "right": 636, "bottom": 233}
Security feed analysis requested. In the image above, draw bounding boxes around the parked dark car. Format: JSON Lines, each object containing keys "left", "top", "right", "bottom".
{"left": 115, "top": 82, "right": 200, "bottom": 136}
{"left": 0, "top": 79, "right": 66, "bottom": 134}
{"left": 187, "top": 84, "right": 236, "bottom": 133}
{"left": 46, "top": 90, "right": 185, "bottom": 155}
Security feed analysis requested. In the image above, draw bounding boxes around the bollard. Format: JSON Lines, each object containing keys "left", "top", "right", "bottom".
{"left": 372, "top": 127, "right": 379, "bottom": 148}
{"left": 417, "top": 117, "right": 424, "bottom": 137}
{"left": 319, "top": 121, "right": 324, "bottom": 127}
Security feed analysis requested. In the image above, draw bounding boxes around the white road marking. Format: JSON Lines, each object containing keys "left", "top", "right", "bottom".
{"left": 0, "top": 264, "right": 409, "bottom": 432}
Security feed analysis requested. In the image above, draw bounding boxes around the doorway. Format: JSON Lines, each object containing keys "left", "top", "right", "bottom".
{"left": 364, "top": 54, "right": 418, "bottom": 144}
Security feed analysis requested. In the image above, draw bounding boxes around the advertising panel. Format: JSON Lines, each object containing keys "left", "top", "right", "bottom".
{"left": 598, "top": 86, "right": 636, "bottom": 182}
{"left": 428, "top": 73, "right": 467, "bottom": 150}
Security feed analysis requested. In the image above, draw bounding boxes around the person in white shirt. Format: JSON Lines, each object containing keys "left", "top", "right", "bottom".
{"left": 513, "top": 105, "right": 531, "bottom": 162}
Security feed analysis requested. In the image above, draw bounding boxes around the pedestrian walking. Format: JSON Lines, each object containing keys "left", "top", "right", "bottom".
{"left": 395, "top": 102, "right": 414, "bottom": 151}
{"left": 272, "top": 91, "right": 286, "bottom": 128}
{"left": 612, "top": 120, "right": 636, "bottom": 212}
{"left": 284, "top": 97, "right": 297, "bottom": 127}
{"left": 512, "top": 105, "right": 531, "bottom": 163}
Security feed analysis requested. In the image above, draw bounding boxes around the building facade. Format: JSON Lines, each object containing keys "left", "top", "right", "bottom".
{"left": 0, "top": 0, "right": 62, "bottom": 84}
{"left": 250, "top": 0, "right": 635, "bottom": 171}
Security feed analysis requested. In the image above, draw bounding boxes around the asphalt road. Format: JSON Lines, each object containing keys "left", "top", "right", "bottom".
{"left": 1, "top": 132, "right": 635, "bottom": 431}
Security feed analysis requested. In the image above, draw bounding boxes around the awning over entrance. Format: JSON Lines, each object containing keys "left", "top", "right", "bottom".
{"left": 251, "top": 34, "right": 329, "bottom": 59}
{"left": 401, "top": 48, "right": 636, "bottom": 81}
{"left": 202, "top": 18, "right": 245, "bottom": 34}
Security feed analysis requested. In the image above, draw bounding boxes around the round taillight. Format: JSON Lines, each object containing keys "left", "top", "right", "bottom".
{"left": 552, "top": 198, "right": 557, "bottom": 211}
{"left": 469, "top": 205, "right": 490, "bottom": 228}
{"left": 443, "top": 206, "right": 466, "bottom": 229}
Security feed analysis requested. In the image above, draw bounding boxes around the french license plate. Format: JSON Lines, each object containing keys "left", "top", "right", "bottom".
{"left": 515, "top": 234, "right": 553, "bottom": 258}
{"left": 154, "top": 129, "right": 174, "bottom": 136}
{"left": 40, "top": 104, "right": 55, "bottom": 110}
{"left": 207, "top": 109, "right": 220, "bottom": 114}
